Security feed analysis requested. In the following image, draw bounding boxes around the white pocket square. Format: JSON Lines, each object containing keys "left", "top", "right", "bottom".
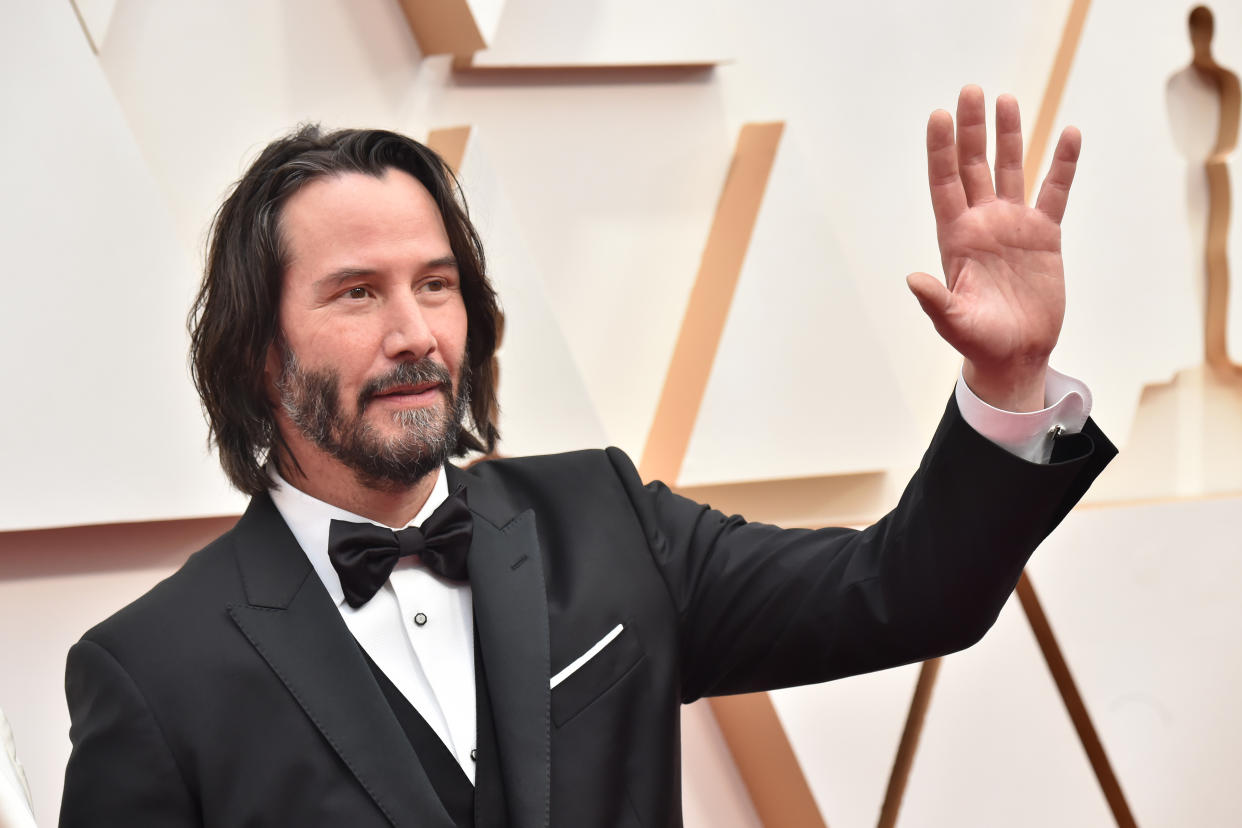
{"left": 550, "top": 623, "right": 624, "bottom": 689}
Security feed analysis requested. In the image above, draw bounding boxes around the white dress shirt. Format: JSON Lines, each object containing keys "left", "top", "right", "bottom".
{"left": 269, "top": 468, "right": 478, "bottom": 781}
{"left": 267, "top": 370, "right": 1093, "bottom": 785}
{"left": 955, "top": 366, "right": 1092, "bottom": 462}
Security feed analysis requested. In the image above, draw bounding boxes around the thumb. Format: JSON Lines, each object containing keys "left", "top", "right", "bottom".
{"left": 906, "top": 272, "right": 952, "bottom": 326}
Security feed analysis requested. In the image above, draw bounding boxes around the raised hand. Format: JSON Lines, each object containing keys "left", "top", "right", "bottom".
{"left": 906, "top": 85, "right": 1081, "bottom": 412}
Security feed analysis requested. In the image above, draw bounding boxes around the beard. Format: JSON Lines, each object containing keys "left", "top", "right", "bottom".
{"left": 275, "top": 350, "right": 471, "bottom": 491}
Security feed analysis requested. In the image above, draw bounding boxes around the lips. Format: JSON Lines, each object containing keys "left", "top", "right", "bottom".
{"left": 374, "top": 381, "right": 441, "bottom": 398}
{"left": 357, "top": 361, "right": 454, "bottom": 411}
{"left": 369, "top": 382, "right": 446, "bottom": 409}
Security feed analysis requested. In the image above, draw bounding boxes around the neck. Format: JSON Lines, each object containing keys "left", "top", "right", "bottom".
{"left": 275, "top": 445, "right": 439, "bottom": 528}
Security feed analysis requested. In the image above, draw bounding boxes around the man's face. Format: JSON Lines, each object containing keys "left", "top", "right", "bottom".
{"left": 270, "top": 168, "right": 469, "bottom": 490}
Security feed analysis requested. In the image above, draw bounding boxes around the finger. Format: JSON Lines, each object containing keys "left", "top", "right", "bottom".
{"left": 906, "top": 271, "right": 953, "bottom": 332}
{"left": 926, "top": 109, "right": 968, "bottom": 225}
{"left": 1035, "top": 126, "right": 1082, "bottom": 224}
{"left": 993, "top": 94, "right": 1024, "bottom": 203}
{"left": 955, "top": 85, "right": 995, "bottom": 206}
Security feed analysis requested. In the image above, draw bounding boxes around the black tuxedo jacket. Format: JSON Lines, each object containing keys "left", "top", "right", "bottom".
{"left": 60, "top": 400, "right": 1114, "bottom": 827}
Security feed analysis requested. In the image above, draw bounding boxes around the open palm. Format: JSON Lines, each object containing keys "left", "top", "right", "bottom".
{"left": 907, "top": 86, "right": 1081, "bottom": 411}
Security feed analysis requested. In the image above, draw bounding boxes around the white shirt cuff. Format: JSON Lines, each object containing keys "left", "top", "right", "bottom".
{"left": 954, "top": 366, "right": 1092, "bottom": 464}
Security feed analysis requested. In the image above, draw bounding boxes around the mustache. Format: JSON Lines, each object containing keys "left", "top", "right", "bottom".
{"left": 357, "top": 361, "right": 453, "bottom": 409}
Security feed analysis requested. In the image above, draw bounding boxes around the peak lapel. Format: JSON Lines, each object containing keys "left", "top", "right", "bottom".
{"left": 227, "top": 494, "right": 455, "bottom": 828}
{"left": 449, "top": 466, "right": 552, "bottom": 828}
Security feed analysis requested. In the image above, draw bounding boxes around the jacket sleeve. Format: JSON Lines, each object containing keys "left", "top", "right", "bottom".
{"left": 60, "top": 639, "right": 199, "bottom": 827}
{"left": 607, "top": 396, "right": 1116, "bottom": 703}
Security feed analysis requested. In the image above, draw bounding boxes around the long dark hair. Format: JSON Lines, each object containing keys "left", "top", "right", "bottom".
{"left": 189, "top": 125, "right": 501, "bottom": 495}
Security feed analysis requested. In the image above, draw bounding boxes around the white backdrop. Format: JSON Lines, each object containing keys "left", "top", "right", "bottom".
{"left": 2, "top": 0, "right": 1237, "bottom": 825}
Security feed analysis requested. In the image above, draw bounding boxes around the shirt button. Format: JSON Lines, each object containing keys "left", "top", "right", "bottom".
{"left": 470, "top": 749, "right": 478, "bottom": 762}
{"left": 413, "top": 612, "right": 428, "bottom": 626}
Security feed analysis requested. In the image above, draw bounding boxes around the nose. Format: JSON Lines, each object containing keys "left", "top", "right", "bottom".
{"left": 382, "top": 291, "right": 437, "bottom": 361}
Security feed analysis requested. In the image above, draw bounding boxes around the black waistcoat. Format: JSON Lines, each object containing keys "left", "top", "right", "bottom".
{"left": 359, "top": 634, "right": 507, "bottom": 827}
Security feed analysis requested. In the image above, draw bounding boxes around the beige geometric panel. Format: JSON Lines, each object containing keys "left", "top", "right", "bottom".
{"left": 900, "top": 597, "right": 1117, "bottom": 827}
{"left": 680, "top": 122, "right": 920, "bottom": 486}
{"left": 1029, "top": 496, "right": 1242, "bottom": 827}
{"left": 0, "top": 0, "right": 243, "bottom": 529}
{"left": 771, "top": 664, "right": 922, "bottom": 827}
{"left": 94, "top": 0, "right": 422, "bottom": 256}
{"left": 0, "top": 517, "right": 235, "bottom": 824}
{"left": 448, "top": 127, "right": 610, "bottom": 455}
{"left": 1085, "top": 364, "right": 1242, "bottom": 503}
{"left": 709, "top": 0, "right": 1076, "bottom": 441}
{"left": 1053, "top": 0, "right": 1204, "bottom": 445}
{"left": 680, "top": 703, "right": 764, "bottom": 828}
{"left": 422, "top": 80, "right": 733, "bottom": 460}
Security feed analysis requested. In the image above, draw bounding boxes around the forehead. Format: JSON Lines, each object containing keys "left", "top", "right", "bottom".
{"left": 279, "top": 168, "right": 452, "bottom": 268}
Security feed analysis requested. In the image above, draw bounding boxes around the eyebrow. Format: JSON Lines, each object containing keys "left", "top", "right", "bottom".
{"left": 312, "top": 257, "right": 459, "bottom": 292}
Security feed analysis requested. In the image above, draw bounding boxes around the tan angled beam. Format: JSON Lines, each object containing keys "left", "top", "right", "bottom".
{"left": 1016, "top": 574, "right": 1137, "bottom": 827}
{"left": 636, "top": 121, "right": 828, "bottom": 826}
{"left": 711, "top": 693, "right": 828, "bottom": 828}
{"left": 397, "top": 0, "right": 486, "bottom": 57}
{"left": 640, "top": 121, "right": 784, "bottom": 484}
{"left": 1025, "top": 0, "right": 1093, "bottom": 199}
{"left": 1019, "top": 1, "right": 1139, "bottom": 823}
{"left": 427, "top": 125, "right": 473, "bottom": 173}
{"left": 877, "top": 657, "right": 940, "bottom": 828}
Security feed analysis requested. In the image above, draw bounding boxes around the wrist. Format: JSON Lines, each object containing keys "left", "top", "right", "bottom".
{"left": 962, "top": 358, "right": 1049, "bottom": 413}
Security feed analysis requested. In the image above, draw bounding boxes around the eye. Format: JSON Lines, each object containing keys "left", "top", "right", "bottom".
{"left": 424, "top": 278, "right": 446, "bottom": 292}
{"left": 345, "top": 286, "right": 369, "bottom": 299}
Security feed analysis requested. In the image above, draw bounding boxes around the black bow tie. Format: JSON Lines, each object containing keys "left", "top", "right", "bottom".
{"left": 327, "top": 488, "right": 473, "bottom": 609}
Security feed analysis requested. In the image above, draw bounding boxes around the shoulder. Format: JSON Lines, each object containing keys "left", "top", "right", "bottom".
{"left": 466, "top": 447, "right": 634, "bottom": 477}
{"left": 451, "top": 448, "right": 659, "bottom": 534}
{"left": 78, "top": 519, "right": 247, "bottom": 653}
{"left": 461, "top": 447, "right": 645, "bottom": 497}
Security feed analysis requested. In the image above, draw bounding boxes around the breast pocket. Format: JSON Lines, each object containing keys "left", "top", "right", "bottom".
{"left": 550, "top": 622, "right": 644, "bottom": 727}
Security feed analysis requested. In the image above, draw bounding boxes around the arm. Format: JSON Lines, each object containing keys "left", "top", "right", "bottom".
{"left": 60, "top": 639, "right": 199, "bottom": 827}
{"left": 610, "top": 400, "right": 1113, "bottom": 703}
{"left": 618, "top": 90, "right": 1108, "bottom": 700}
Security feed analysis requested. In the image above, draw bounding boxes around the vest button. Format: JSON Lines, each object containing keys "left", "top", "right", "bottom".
{"left": 470, "top": 749, "right": 478, "bottom": 761}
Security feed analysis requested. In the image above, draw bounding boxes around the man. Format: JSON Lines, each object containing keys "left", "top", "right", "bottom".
{"left": 60, "top": 87, "right": 1114, "bottom": 827}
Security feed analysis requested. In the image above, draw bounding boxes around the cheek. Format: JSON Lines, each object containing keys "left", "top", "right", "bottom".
{"left": 295, "top": 320, "right": 376, "bottom": 366}
{"left": 435, "top": 303, "right": 470, "bottom": 377}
